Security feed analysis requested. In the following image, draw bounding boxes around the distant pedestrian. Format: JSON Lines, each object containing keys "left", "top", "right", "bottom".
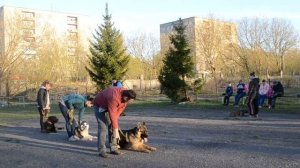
{"left": 234, "top": 80, "right": 246, "bottom": 106}
{"left": 258, "top": 79, "right": 269, "bottom": 108}
{"left": 223, "top": 82, "right": 233, "bottom": 106}
{"left": 247, "top": 72, "right": 260, "bottom": 117}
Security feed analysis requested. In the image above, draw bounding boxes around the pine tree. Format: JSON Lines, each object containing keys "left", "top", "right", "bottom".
{"left": 158, "top": 18, "right": 194, "bottom": 102}
{"left": 86, "top": 3, "right": 129, "bottom": 90}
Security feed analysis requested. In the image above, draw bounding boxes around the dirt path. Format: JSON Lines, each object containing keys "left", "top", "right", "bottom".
{"left": 1, "top": 109, "right": 300, "bottom": 168}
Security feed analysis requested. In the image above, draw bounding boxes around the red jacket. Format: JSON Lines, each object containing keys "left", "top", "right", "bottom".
{"left": 94, "top": 87, "right": 127, "bottom": 129}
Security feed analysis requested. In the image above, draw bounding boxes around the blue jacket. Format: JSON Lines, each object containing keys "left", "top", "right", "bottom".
{"left": 225, "top": 86, "right": 233, "bottom": 96}
{"left": 63, "top": 94, "right": 87, "bottom": 121}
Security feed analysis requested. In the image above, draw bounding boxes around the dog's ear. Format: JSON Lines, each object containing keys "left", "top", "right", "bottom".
{"left": 137, "top": 122, "right": 141, "bottom": 128}
{"left": 137, "top": 122, "right": 146, "bottom": 128}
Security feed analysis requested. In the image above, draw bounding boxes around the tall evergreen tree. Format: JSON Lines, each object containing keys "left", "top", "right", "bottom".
{"left": 86, "top": 3, "right": 129, "bottom": 90}
{"left": 158, "top": 18, "right": 194, "bottom": 102}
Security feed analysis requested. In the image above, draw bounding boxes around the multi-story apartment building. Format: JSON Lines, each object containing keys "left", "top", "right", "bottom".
{"left": 160, "top": 17, "right": 238, "bottom": 77}
{"left": 0, "top": 6, "right": 97, "bottom": 96}
{"left": 0, "top": 6, "right": 96, "bottom": 57}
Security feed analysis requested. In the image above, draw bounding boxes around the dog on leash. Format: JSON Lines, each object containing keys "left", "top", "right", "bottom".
{"left": 73, "top": 121, "right": 96, "bottom": 141}
{"left": 229, "top": 109, "right": 248, "bottom": 117}
{"left": 118, "top": 122, "right": 156, "bottom": 153}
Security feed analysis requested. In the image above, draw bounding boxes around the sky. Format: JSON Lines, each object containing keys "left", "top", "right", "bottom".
{"left": 1, "top": 0, "right": 300, "bottom": 39}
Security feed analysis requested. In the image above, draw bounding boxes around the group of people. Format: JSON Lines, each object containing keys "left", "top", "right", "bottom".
{"left": 36, "top": 79, "right": 136, "bottom": 158}
{"left": 223, "top": 72, "right": 284, "bottom": 116}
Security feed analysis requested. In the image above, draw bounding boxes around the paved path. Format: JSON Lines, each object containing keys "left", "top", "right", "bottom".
{"left": 1, "top": 108, "right": 300, "bottom": 168}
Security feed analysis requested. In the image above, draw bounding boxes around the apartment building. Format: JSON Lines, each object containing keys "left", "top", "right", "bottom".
{"left": 160, "top": 17, "right": 238, "bottom": 77}
{"left": 0, "top": 6, "right": 97, "bottom": 96}
{"left": 0, "top": 6, "right": 96, "bottom": 57}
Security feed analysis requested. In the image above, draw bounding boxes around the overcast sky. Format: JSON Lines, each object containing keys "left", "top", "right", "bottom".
{"left": 2, "top": 0, "right": 300, "bottom": 38}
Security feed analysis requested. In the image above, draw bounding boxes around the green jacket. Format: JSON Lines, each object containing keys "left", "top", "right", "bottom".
{"left": 63, "top": 94, "right": 87, "bottom": 121}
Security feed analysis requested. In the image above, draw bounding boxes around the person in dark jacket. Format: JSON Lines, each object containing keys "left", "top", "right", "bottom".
{"left": 36, "top": 80, "right": 52, "bottom": 133}
{"left": 271, "top": 81, "right": 284, "bottom": 108}
{"left": 58, "top": 94, "right": 94, "bottom": 140}
{"left": 247, "top": 72, "right": 260, "bottom": 117}
{"left": 223, "top": 82, "right": 233, "bottom": 106}
{"left": 234, "top": 80, "right": 246, "bottom": 106}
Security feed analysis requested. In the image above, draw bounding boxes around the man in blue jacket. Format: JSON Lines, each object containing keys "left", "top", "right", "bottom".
{"left": 223, "top": 82, "right": 233, "bottom": 106}
{"left": 58, "top": 94, "right": 94, "bottom": 140}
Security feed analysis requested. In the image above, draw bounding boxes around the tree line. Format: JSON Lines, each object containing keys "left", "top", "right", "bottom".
{"left": 0, "top": 5, "right": 299, "bottom": 99}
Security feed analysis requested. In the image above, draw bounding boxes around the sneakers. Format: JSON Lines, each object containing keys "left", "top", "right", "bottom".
{"left": 99, "top": 152, "right": 109, "bottom": 158}
{"left": 68, "top": 135, "right": 80, "bottom": 141}
{"left": 110, "top": 150, "right": 123, "bottom": 155}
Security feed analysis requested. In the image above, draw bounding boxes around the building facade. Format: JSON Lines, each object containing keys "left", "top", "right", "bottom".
{"left": 160, "top": 17, "right": 238, "bottom": 77}
{"left": 0, "top": 6, "right": 97, "bottom": 96}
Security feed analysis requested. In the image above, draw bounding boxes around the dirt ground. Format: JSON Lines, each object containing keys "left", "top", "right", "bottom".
{"left": 0, "top": 107, "right": 300, "bottom": 168}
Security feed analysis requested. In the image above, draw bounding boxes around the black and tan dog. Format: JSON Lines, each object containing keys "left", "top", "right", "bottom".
{"left": 44, "top": 116, "right": 59, "bottom": 133}
{"left": 119, "top": 122, "right": 156, "bottom": 153}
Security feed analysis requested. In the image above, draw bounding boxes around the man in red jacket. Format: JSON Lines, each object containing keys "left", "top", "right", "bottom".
{"left": 94, "top": 87, "right": 136, "bottom": 158}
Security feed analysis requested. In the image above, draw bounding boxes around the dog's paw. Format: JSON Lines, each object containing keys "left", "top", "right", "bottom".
{"left": 150, "top": 147, "right": 157, "bottom": 151}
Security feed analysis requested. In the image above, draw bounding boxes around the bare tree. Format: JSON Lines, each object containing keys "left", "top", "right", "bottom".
{"left": 265, "top": 18, "right": 298, "bottom": 78}
{"left": 126, "top": 32, "right": 160, "bottom": 80}
{"left": 195, "top": 16, "right": 234, "bottom": 94}
{"left": 232, "top": 17, "right": 299, "bottom": 78}
{"left": 0, "top": 12, "right": 34, "bottom": 96}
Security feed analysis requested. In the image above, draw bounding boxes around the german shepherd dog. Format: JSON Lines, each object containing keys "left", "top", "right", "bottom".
{"left": 44, "top": 116, "right": 59, "bottom": 133}
{"left": 118, "top": 122, "right": 156, "bottom": 153}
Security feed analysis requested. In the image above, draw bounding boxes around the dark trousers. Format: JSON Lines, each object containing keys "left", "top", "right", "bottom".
{"left": 38, "top": 107, "right": 49, "bottom": 131}
{"left": 223, "top": 95, "right": 231, "bottom": 105}
{"left": 59, "top": 101, "right": 76, "bottom": 137}
{"left": 247, "top": 98, "right": 258, "bottom": 116}
{"left": 271, "top": 92, "right": 283, "bottom": 108}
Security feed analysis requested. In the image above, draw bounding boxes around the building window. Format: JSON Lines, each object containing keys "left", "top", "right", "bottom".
{"left": 22, "top": 11, "right": 35, "bottom": 20}
{"left": 67, "top": 32, "right": 77, "bottom": 40}
{"left": 22, "top": 20, "right": 35, "bottom": 29}
{"left": 224, "top": 25, "right": 232, "bottom": 40}
{"left": 67, "top": 47, "right": 76, "bottom": 56}
{"left": 67, "top": 16, "right": 77, "bottom": 25}
{"left": 22, "top": 29, "right": 35, "bottom": 37}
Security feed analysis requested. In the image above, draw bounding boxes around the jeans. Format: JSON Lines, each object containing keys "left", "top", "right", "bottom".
{"left": 59, "top": 101, "right": 76, "bottom": 137}
{"left": 234, "top": 92, "right": 246, "bottom": 105}
{"left": 94, "top": 106, "right": 118, "bottom": 153}
{"left": 38, "top": 107, "right": 49, "bottom": 131}
{"left": 258, "top": 94, "right": 267, "bottom": 106}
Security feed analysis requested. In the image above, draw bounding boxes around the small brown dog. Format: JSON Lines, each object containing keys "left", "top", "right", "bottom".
{"left": 229, "top": 109, "right": 248, "bottom": 117}
{"left": 118, "top": 122, "right": 156, "bottom": 153}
